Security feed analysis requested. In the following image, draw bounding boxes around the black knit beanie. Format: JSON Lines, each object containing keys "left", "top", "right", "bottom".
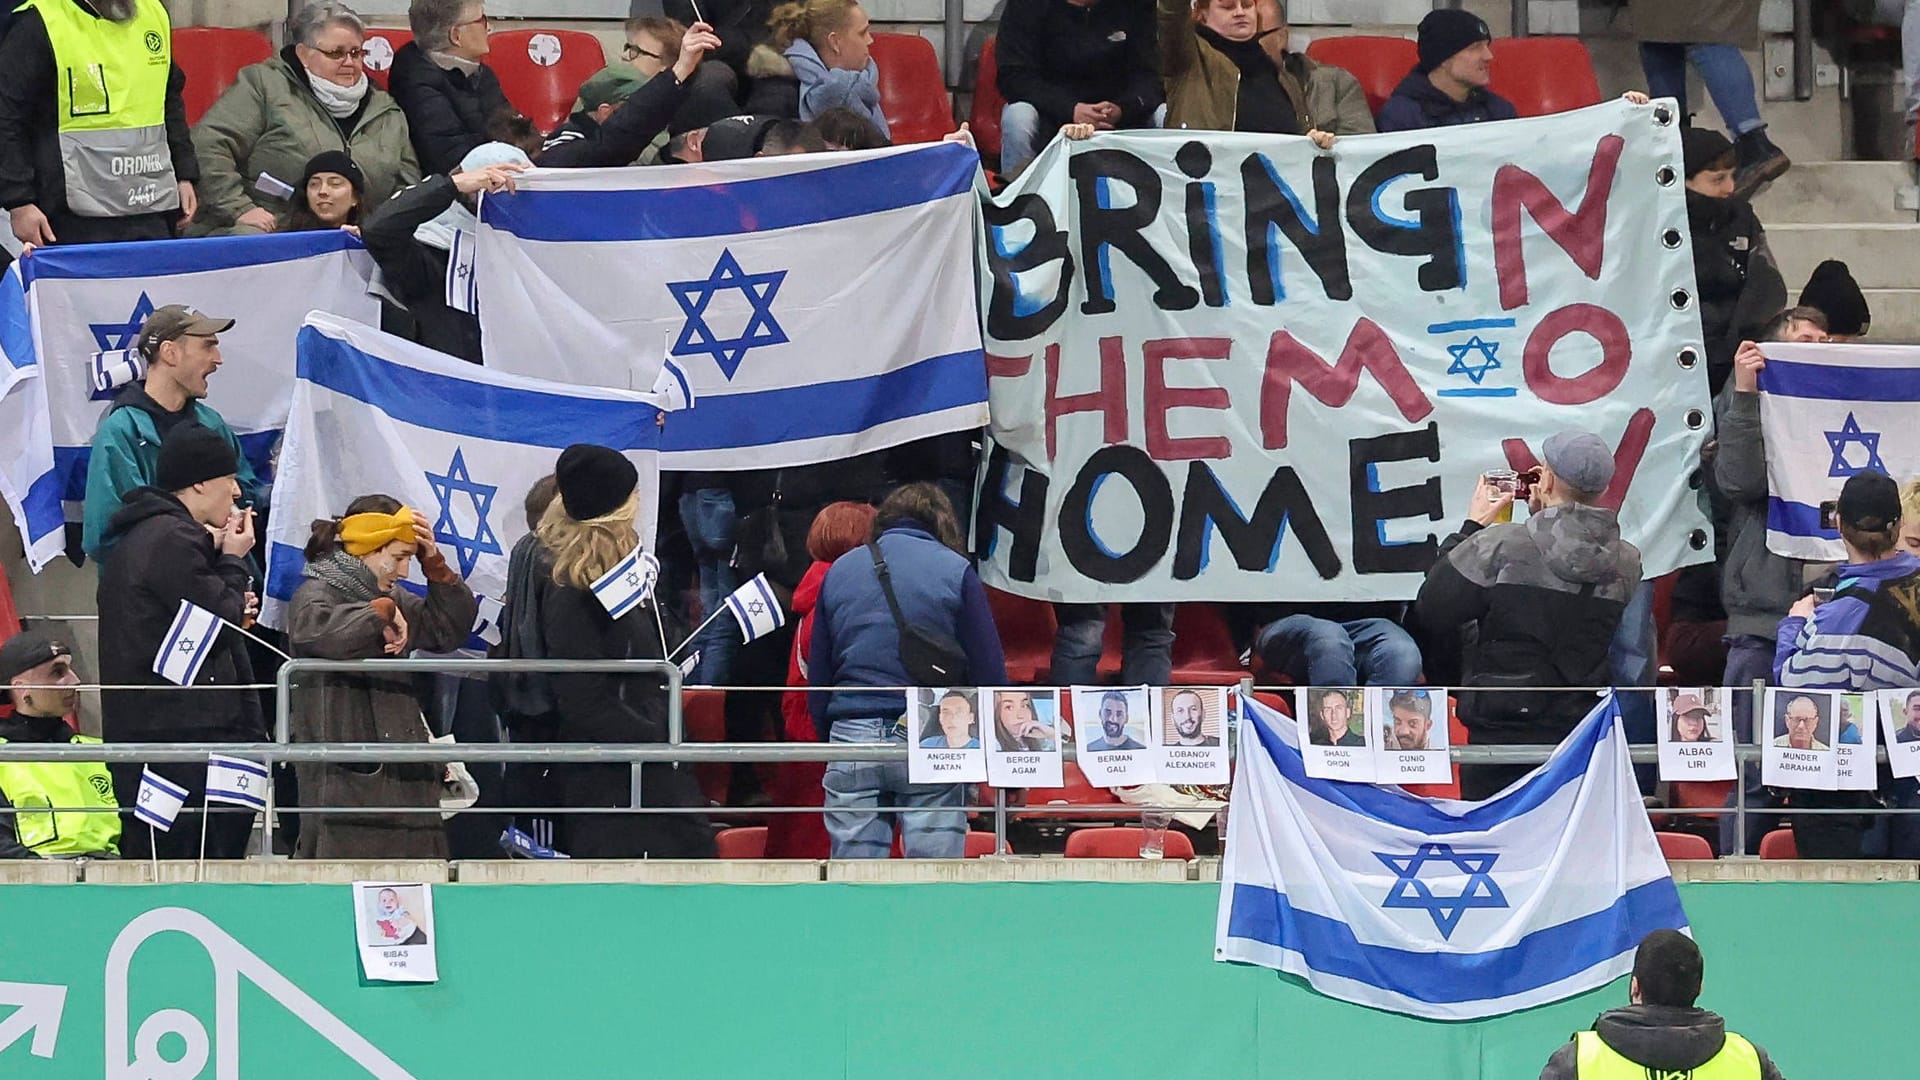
{"left": 300, "top": 150, "right": 365, "bottom": 194}
{"left": 1799, "top": 260, "right": 1871, "bottom": 337}
{"left": 1682, "top": 127, "right": 1735, "bottom": 178}
{"left": 554, "top": 444, "right": 637, "bottom": 521}
{"left": 155, "top": 423, "right": 238, "bottom": 491}
{"left": 1416, "top": 9, "right": 1492, "bottom": 73}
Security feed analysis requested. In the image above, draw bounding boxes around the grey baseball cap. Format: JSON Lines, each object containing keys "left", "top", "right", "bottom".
{"left": 1542, "top": 431, "right": 1616, "bottom": 495}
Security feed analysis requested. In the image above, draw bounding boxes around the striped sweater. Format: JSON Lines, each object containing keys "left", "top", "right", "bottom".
{"left": 1773, "top": 551, "right": 1920, "bottom": 690}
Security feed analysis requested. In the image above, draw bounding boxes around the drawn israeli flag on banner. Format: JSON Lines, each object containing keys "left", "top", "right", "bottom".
{"left": 206, "top": 754, "right": 270, "bottom": 810}
{"left": 134, "top": 768, "right": 189, "bottom": 831}
{"left": 1758, "top": 342, "right": 1920, "bottom": 561}
{"left": 152, "top": 600, "right": 223, "bottom": 687}
{"left": 261, "top": 313, "right": 665, "bottom": 641}
{"left": 590, "top": 545, "right": 660, "bottom": 619}
{"left": 1216, "top": 695, "right": 1687, "bottom": 1020}
{"left": 0, "top": 233, "right": 378, "bottom": 571}
{"left": 475, "top": 145, "right": 988, "bottom": 469}
{"left": 724, "top": 573, "right": 785, "bottom": 644}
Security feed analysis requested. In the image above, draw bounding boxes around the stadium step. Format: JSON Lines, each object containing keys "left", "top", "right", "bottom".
{"left": 1766, "top": 221, "right": 1920, "bottom": 290}
{"left": 1750, "top": 161, "right": 1919, "bottom": 225}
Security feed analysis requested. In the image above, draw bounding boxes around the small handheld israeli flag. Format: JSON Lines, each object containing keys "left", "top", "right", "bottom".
{"left": 152, "top": 600, "right": 223, "bottom": 687}
{"left": 650, "top": 354, "right": 695, "bottom": 412}
{"left": 678, "top": 650, "right": 701, "bottom": 679}
{"left": 90, "top": 348, "right": 146, "bottom": 397}
{"left": 206, "top": 754, "right": 269, "bottom": 810}
{"left": 134, "top": 768, "right": 189, "bottom": 832}
{"left": 589, "top": 545, "right": 660, "bottom": 619}
{"left": 724, "top": 573, "right": 785, "bottom": 644}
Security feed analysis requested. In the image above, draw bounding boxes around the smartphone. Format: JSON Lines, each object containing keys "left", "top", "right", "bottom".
{"left": 1820, "top": 500, "right": 1838, "bottom": 531}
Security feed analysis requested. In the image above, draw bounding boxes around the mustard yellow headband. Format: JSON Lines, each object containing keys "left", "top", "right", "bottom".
{"left": 338, "top": 508, "right": 416, "bottom": 556}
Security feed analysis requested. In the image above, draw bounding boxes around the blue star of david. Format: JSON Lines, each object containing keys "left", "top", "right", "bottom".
{"left": 91, "top": 292, "right": 155, "bottom": 352}
{"left": 1825, "top": 413, "right": 1888, "bottom": 478}
{"left": 666, "top": 249, "right": 788, "bottom": 380}
{"left": 425, "top": 448, "right": 503, "bottom": 578}
{"left": 1375, "top": 842, "right": 1508, "bottom": 939}
{"left": 1445, "top": 335, "right": 1502, "bottom": 384}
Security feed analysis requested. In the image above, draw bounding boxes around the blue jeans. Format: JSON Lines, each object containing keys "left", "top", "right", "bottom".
{"left": 1051, "top": 603, "right": 1174, "bottom": 686}
{"left": 998, "top": 101, "right": 1168, "bottom": 176}
{"left": 1874, "top": 0, "right": 1920, "bottom": 122}
{"left": 678, "top": 487, "right": 737, "bottom": 685}
{"left": 1254, "top": 616, "right": 1423, "bottom": 686}
{"left": 1638, "top": 42, "right": 1765, "bottom": 135}
{"left": 822, "top": 718, "right": 966, "bottom": 858}
{"left": 1610, "top": 581, "right": 1658, "bottom": 793}
{"left": 1720, "top": 634, "right": 1781, "bottom": 855}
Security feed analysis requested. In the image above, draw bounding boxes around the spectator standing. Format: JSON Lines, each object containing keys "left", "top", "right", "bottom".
{"left": 98, "top": 424, "right": 265, "bottom": 859}
{"left": 624, "top": 15, "right": 741, "bottom": 132}
{"left": 0, "top": 632, "right": 120, "bottom": 859}
{"left": 771, "top": 0, "right": 889, "bottom": 139}
{"left": 0, "top": 0, "right": 200, "bottom": 246}
{"left": 1797, "top": 259, "right": 1871, "bottom": 341}
{"left": 1633, "top": 1, "right": 1789, "bottom": 197}
{"left": 1685, "top": 127, "right": 1786, "bottom": 396}
{"left": 995, "top": 0, "right": 1163, "bottom": 175}
{"left": 1415, "top": 432, "right": 1641, "bottom": 800}
{"left": 1051, "top": 603, "right": 1174, "bottom": 688}
{"left": 189, "top": 3, "right": 416, "bottom": 237}
{"left": 1375, "top": 9, "right": 1515, "bottom": 132}
{"left": 809, "top": 484, "right": 1006, "bottom": 858}
{"left": 287, "top": 497, "right": 478, "bottom": 859}
{"left": 512, "top": 445, "right": 714, "bottom": 858}
{"left": 81, "top": 307, "right": 267, "bottom": 566}
{"left": 535, "top": 23, "right": 720, "bottom": 168}
{"left": 281, "top": 151, "right": 366, "bottom": 233}
{"left": 389, "top": 0, "right": 508, "bottom": 174}
{"left": 1161, "top": 0, "right": 1371, "bottom": 142}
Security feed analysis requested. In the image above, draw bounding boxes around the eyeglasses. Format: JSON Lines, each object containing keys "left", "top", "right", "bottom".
{"left": 621, "top": 43, "right": 661, "bottom": 61}
{"left": 453, "top": 13, "right": 492, "bottom": 30}
{"left": 310, "top": 45, "right": 367, "bottom": 61}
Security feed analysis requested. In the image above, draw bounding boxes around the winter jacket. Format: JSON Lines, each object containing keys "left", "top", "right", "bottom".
{"left": 662, "top": 0, "right": 775, "bottom": 81}
{"left": 357, "top": 173, "right": 478, "bottom": 362}
{"left": 1539, "top": 1005, "right": 1785, "bottom": 1080}
{"left": 1689, "top": 191, "right": 1785, "bottom": 395}
{"left": 1715, "top": 387, "right": 1830, "bottom": 639}
{"left": 784, "top": 38, "right": 890, "bottom": 139}
{"left": 285, "top": 551, "right": 477, "bottom": 859}
{"left": 96, "top": 487, "right": 264, "bottom": 744}
{"left": 385, "top": 42, "right": 510, "bottom": 175}
{"left": 514, "top": 540, "right": 714, "bottom": 858}
{"left": 766, "top": 557, "right": 832, "bottom": 860}
{"left": 0, "top": 713, "right": 113, "bottom": 860}
{"left": 808, "top": 522, "right": 1008, "bottom": 737}
{"left": 1159, "top": 0, "right": 1373, "bottom": 135}
{"left": 996, "top": 0, "right": 1162, "bottom": 132}
{"left": 534, "top": 70, "right": 692, "bottom": 168}
{"left": 188, "top": 46, "right": 418, "bottom": 236}
{"left": 1415, "top": 504, "right": 1642, "bottom": 742}
{"left": 1774, "top": 551, "right": 1920, "bottom": 689}
{"left": 1375, "top": 70, "right": 1517, "bottom": 133}
{"left": 0, "top": 1, "right": 200, "bottom": 243}
{"left": 1631, "top": 0, "right": 1763, "bottom": 50}
{"left": 81, "top": 384, "right": 268, "bottom": 564}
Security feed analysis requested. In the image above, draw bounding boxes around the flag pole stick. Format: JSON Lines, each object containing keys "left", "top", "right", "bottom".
{"left": 196, "top": 783, "right": 211, "bottom": 883}
{"left": 217, "top": 615, "right": 292, "bottom": 661}
{"left": 666, "top": 607, "right": 730, "bottom": 661}
{"left": 149, "top": 821, "right": 158, "bottom": 880}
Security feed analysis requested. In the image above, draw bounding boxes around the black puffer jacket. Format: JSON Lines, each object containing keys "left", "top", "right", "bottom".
{"left": 359, "top": 174, "right": 477, "bottom": 362}
{"left": 1539, "top": 1005, "right": 1787, "bottom": 1080}
{"left": 1688, "top": 189, "right": 1785, "bottom": 395}
{"left": 386, "top": 41, "right": 510, "bottom": 175}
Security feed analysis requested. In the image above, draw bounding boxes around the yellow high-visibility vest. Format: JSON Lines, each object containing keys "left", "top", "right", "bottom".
{"left": 1574, "top": 1030, "right": 1762, "bottom": 1080}
{"left": 0, "top": 733, "right": 122, "bottom": 856}
{"left": 30, "top": 0, "right": 180, "bottom": 216}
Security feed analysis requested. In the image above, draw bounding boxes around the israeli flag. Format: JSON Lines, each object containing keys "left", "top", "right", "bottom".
{"left": 590, "top": 545, "right": 660, "bottom": 619}
{"left": 724, "top": 573, "right": 785, "bottom": 644}
{"left": 1216, "top": 695, "right": 1686, "bottom": 1021}
{"left": 260, "top": 313, "right": 665, "bottom": 640}
{"left": 152, "top": 599, "right": 223, "bottom": 687}
{"left": 133, "top": 768, "right": 188, "bottom": 832}
{"left": 0, "top": 233, "right": 378, "bottom": 571}
{"left": 1758, "top": 342, "right": 1920, "bottom": 560}
{"left": 205, "top": 754, "right": 269, "bottom": 810}
{"left": 474, "top": 146, "right": 989, "bottom": 469}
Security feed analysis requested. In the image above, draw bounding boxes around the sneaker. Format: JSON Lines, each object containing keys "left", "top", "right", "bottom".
{"left": 1732, "top": 127, "right": 1791, "bottom": 200}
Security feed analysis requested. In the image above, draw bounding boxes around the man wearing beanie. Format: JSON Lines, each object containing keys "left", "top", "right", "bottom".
{"left": 0, "top": 630, "right": 120, "bottom": 859}
{"left": 1376, "top": 9, "right": 1516, "bottom": 131}
{"left": 1414, "top": 430, "right": 1642, "bottom": 800}
{"left": 96, "top": 423, "right": 265, "bottom": 859}
{"left": 1798, "top": 259, "right": 1871, "bottom": 341}
{"left": 1682, "top": 125, "right": 1784, "bottom": 396}
{"left": 81, "top": 304, "right": 267, "bottom": 566}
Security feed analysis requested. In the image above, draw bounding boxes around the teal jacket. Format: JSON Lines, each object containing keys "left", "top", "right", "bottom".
{"left": 81, "top": 385, "right": 268, "bottom": 564}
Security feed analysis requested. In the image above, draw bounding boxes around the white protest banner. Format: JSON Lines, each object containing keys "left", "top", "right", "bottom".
{"left": 1762, "top": 688, "right": 1840, "bottom": 790}
{"left": 475, "top": 146, "right": 988, "bottom": 470}
{"left": 353, "top": 882, "right": 438, "bottom": 983}
{"left": 975, "top": 100, "right": 1710, "bottom": 601}
{"left": 1878, "top": 688, "right": 1920, "bottom": 779}
{"left": 1297, "top": 687, "right": 1375, "bottom": 782}
{"left": 1374, "top": 687, "right": 1450, "bottom": 785}
{"left": 1655, "top": 687, "right": 1735, "bottom": 782}
{"left": 1153, "top": 686, "right": 1230, "bottom": 784}
{"left": 1835, "top": 692, "right": 1878, "bottom": 791}
{"left": 984, "top": 688, "right": 1063, "bottom": 788}
{"left": 1071, "top": 685, "right": 1154, "bottom": 786}
{"left": 907, "top": 688, "right": 988, "bottom": 785}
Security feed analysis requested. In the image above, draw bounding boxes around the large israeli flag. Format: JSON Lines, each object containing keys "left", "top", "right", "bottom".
{"left": 261, "top": 313, "right": 665, "bottom": 637}
{"left": 0, "top": 233, "right": 378, "bottom": 570}
{"left": 474, "top": 144, "right": 989, "bottom": 469}
{"left": 1216, "top": 695, "right": 1686, "bottom": 1020}
{"left": 1758, "top": 341, "right": 1920, "bottom": 561}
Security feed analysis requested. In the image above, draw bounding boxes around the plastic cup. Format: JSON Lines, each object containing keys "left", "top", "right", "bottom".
{"left": 1139, "top": 811, "right": 1171, "bottom": 859}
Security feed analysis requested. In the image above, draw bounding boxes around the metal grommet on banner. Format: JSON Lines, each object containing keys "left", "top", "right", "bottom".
{"left": 1688, "top": 529, "right": 1709, "bottom": 551}
{"left": 1670, "top": 289, "right": 1691, "bottom": 311}
{"left": 1689, "top": 469, "right": 1704, "bottom": 490}
{"left": 1653, "top": 103, "right": 1674, "bottom": 126}
{"left": 1661, "top": 228, "right": 1682, "bottom": 249}
{"left": 1677, "top": 347, "right": 1699, "bottom": 370}
{"left": 1655, "top": 165, "right": 1677, "bottom": 187}
{"left": 1685, "top": 408, "right": 1706, "bottom": 430}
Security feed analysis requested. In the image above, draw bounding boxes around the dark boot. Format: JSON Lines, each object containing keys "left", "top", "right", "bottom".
{"left": 1733, "top": 127, "right": 1791, "bottom": 199}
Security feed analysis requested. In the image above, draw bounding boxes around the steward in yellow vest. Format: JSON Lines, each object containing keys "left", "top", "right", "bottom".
{"left": 1540, "top": 930, "right": 1785, "bottom": 1080}
{"left": 0, "top": 631, "right": 120, "bottom": 859}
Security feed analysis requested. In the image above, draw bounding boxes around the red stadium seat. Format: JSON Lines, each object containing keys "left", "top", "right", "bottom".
{"left": 1064, "top": 826, "right": 1196, "bottom": 860}
{"left": 1655, "top": 831, "right": 1715, "bottom": 860}
{"left": 1487, "top": 37, "right": 1602, "bottom": 118}
{"left": 715, "top": 825, "right": 768, "bottom": 859}
{"left": 173, "top": 27, "right": 275, "bottom": 126}
{"left": 985, "top": 587, "right": 1055, "bottom": 684}
{"left": 361, "top": 27, "right": 413, "bottom": 91}
{"left": 970, "top": 37, "right": 1005, "bottom": 160}
{"left": 1669, "top": 780, "right": 1735, "bottom": 811}
{"left": 487, "top": 28, "right": 607, "bottom": 133}
{"left": 1304, "top": 35, "right": 1416, "bottom": 115}
{"left": 870, "top": 32, "right": 955, "bottom": 144}
{"left": 682, "top": 688, "right": 730, "bottom": 804}
{"left": 1016, "top": 762, "right": 1130, "bottom": 822}
{"left": 1758, "top": 828, "right": 1800, "bottom": 860}
{"left": 965, "top": 831, "right": 1011, "bottom": 857}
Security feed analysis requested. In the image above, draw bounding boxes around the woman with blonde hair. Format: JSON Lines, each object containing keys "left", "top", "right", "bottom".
{"left": 506, "top": 444, "right": 714, "bottom": 858}
{"left": 770, "top": 0, "right": 889, "bottom": 138}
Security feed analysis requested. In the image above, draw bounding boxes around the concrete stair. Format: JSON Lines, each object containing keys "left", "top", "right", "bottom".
{"left": 1752, "top": 161, "right": 1920, "bottom": 339}
{"left": 1751, "top": 162, "right": 1918, "bottom": 225}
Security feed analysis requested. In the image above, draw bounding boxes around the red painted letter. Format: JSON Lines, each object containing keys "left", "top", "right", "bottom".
{"left": 1502, "top": 407, "right": 1655, "bottom": 512}
{"left": 1259, "top": 319, "right": 1433, "bottom": 450}
{"left": 1492, "top": 134, "right": 1624, "bottom": 310}
{"left": 1046, "top": 337, "right": 1128, "bottom": 459}
{"left": 1522, "top": 303, "right": 1631, "bottom": 405}
{"left": 1143, "top": 337, "right": 1233, "bottom": 461}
